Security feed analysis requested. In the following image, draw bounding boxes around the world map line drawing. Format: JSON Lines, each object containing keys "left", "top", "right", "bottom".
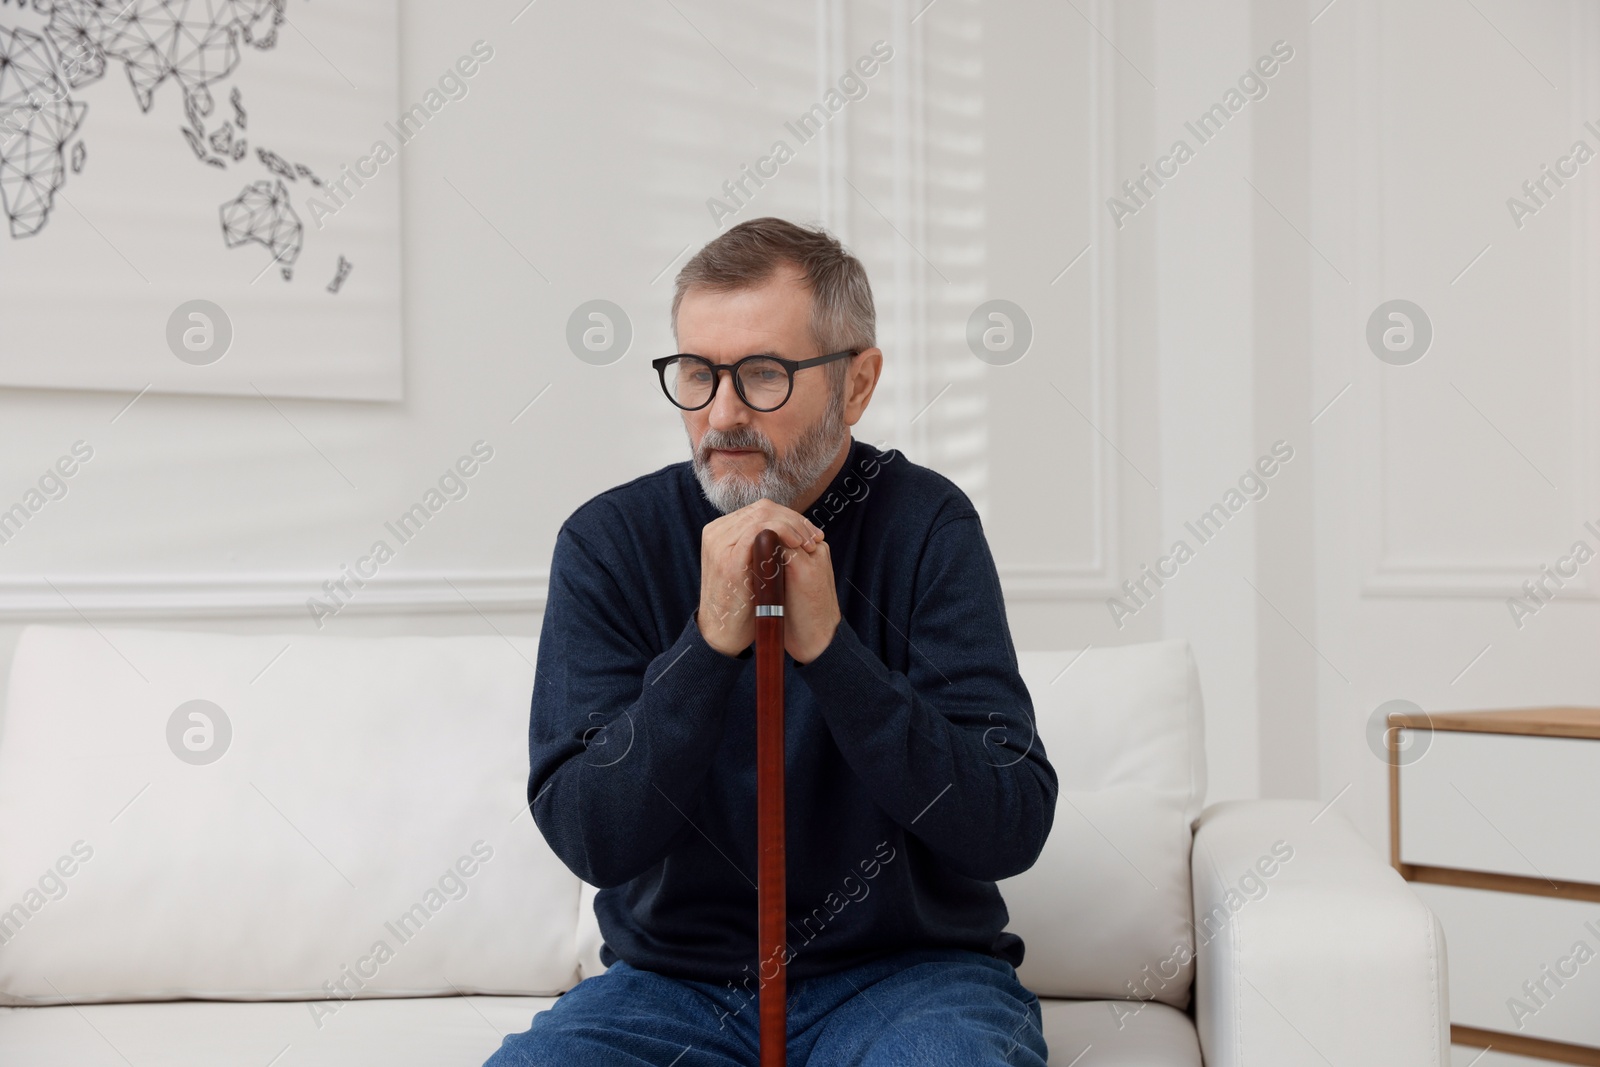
{"left": 0, "top": 0, "right": 351, "bottom": 288}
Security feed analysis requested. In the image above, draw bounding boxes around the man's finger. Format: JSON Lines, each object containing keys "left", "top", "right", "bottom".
{"left": 738, "top": 500, "right": 822, "bottom": 543}
{"left": 730, "top": 515, "right": 815, "bottom": 556}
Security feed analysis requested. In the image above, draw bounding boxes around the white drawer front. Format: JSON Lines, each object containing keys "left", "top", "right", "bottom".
{"left": 1416, "top": 882, "right": 1600, "bottom": 1048}
{"left": 1398, "top": 730, "right": 1600, "bottom": 884}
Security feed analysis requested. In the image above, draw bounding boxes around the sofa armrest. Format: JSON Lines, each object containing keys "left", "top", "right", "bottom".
{"left": 1190, "top": 799, "right": 1449, "bottom": 1067}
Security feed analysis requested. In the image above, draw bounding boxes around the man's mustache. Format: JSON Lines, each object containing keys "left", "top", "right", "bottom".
{"left": 698, "top": 432, "right": 773, "bottom": 464}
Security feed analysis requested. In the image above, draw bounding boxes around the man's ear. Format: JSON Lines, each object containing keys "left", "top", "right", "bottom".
{"left": 844, "top": 348, "right": 883, "bottom": 425}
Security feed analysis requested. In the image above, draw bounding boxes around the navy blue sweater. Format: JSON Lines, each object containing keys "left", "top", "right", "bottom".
{"left": 526, "top": 435, "right": 1057, "bottom": 985}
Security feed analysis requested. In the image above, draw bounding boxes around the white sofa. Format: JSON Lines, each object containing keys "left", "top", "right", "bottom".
{"left": 0, "top": 625, "right": 1448, "bottom": 1065}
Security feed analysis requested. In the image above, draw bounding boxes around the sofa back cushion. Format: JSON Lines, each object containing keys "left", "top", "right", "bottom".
{"left": 0, "top": 624, "right": 580, "bottom": 1006}
{"left": 999, "top": 639, "right": 1207, "bottom": 1006}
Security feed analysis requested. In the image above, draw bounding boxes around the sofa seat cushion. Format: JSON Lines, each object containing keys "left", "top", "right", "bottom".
{"left": 0, "top": 994, "right": 1199, "bottom": 1066}
{"left": 1038, "top": 999, "right": 1202, "bottom": 1065}
{"left": 0, "top": 995, "right": 558, "bottom": 1066}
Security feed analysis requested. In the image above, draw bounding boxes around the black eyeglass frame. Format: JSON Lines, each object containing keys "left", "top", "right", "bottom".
{"left": 651, "top": 349, "right": 859, "bottom": 412}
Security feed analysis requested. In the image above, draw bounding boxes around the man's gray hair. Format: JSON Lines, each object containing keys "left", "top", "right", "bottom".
{"left": 672, "top": 218, "right": 875, "bottom": 392}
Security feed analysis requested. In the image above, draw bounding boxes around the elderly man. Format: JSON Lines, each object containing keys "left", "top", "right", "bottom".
{"left": 486, "top": 217, "right": 1057, "bottom": 1066}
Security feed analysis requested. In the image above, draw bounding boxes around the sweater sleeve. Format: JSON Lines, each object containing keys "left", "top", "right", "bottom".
{"left": 526, "top": 522, "right": 750, "bottom": 888}
{"left": 794, "top": 513, "right": 1058, "bottom": 882}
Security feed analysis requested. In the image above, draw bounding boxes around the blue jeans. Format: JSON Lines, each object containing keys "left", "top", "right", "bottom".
{"left": 483, "top": 947, "right": 1047, "bottom": 1066}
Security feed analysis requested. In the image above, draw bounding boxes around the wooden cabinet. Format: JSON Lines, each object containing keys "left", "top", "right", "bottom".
{"left": 1389, "top": 707, "right": 1600, "bottom": 1065}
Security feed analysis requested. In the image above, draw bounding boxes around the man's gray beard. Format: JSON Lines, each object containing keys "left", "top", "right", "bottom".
{"left": 690, "top": 388, "right": 847, "bottom": 514}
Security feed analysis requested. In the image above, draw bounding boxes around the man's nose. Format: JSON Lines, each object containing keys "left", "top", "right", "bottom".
{"left": 706, "top": 370, "right": 752, "bottom": 431}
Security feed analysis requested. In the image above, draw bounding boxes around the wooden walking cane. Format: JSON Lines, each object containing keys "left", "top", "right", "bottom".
{"left": 751, "top": 529, "right": 787, "bottom": 1067}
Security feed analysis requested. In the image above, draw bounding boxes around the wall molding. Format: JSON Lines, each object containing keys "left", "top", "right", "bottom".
{"left": 1361, "top": 562, "right": 1596, "bottom": 600}
{"left": 995, "top": 0, "right": 1122, "bottom": 598}
{"left": 1080, "top": 0, "right": 1121, "bottom": 596}
{"left": 1360, "top": 0, "right": 1594, "bottom": 600}
{"left": 0, "top": 565, "right": 1092, "bottom": 621}
{"left": 0, "top": 572, "right": 546, "bottom": 621}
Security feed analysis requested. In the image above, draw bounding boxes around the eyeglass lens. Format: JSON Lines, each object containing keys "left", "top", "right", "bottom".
{"left": 664, "top": 356, "right": 790, "bottom": 410}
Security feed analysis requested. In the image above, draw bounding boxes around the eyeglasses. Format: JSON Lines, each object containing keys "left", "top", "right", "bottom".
{"left": 651, "top": 350, "right": 858, "bottom": 412}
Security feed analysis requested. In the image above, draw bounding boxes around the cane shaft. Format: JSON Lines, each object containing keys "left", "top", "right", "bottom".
{"left": 751, "top": 530, "right": 787, "bottom": 1067}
